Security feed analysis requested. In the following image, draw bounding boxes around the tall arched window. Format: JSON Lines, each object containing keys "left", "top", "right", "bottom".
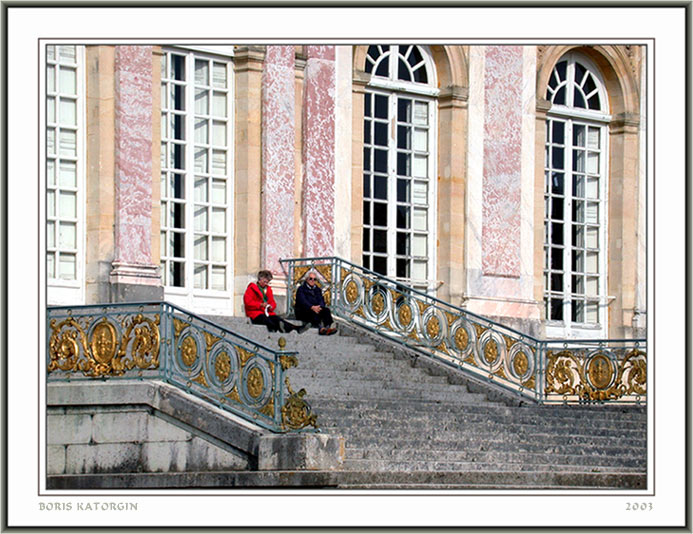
{"left": 362, "top": 45, "right": 437, "bottom": 291}
{"left": 544, "top": 52, "right": 610, "bottom": 335}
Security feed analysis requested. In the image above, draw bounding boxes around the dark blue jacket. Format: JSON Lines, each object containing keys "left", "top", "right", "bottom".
{"left": 295, "top": 282, "right": 326, "bottom": 312}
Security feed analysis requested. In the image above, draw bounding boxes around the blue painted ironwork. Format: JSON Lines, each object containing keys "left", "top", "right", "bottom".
{"left": 280, "top": 256, "right": 647, "bottom": 405}
{"left": 46, "top": 301, "right": 318, "bottom": 432}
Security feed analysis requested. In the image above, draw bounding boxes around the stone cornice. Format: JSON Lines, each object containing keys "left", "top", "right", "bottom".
{"left": 233, "top": 46, "right": 266, "bottom": 73}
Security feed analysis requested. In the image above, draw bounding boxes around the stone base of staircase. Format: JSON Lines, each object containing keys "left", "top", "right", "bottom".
{"left": 47, "top": 469, "right": 645, "bottom": 490}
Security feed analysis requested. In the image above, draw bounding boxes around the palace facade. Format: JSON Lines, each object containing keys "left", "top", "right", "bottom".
{"left": 45, "top": 44, "right": 647, "bottom": 339}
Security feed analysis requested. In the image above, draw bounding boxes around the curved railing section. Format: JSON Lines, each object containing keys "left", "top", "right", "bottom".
{"left": 46, "top": 301, "right": 319, "bottom": 432}
{"left": 280, "top": 256, "right": 647, "bottom": 405}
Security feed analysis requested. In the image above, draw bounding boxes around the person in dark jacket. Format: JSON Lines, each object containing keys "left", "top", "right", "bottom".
{"left": 244, "top": 270, "right": 305, "bottom": 333}
{"left": 295, "top": 270, "right": 337, "bottom": 335}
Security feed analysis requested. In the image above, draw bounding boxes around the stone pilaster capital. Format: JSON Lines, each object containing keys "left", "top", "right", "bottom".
{"left": 352, "top": 69, "right": 370, "bottom": 89}
{"left": 233, "top": 46, "right": 266, "bottom": 72}
{"left": 610, "top": 112, "right": 641, "bottom": 134}
{"left": 535, "top": 97, "right": 552, "bottom": 116}
{"left": 439, "top": 85, "right": 469, "bottom": 109}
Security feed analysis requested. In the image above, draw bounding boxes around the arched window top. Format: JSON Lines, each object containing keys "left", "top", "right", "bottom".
{"left": 365, "top": 45, "right": 435, "bottom": 87}
{"left": 546, "top": 53, "right": 608, "bottom": 114}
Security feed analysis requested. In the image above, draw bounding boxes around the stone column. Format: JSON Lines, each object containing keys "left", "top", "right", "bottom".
{"left": 301, "top": 46, "right": 335, "bottom": 258}
{"left": 233, "top": 47, "right": 265, "bottom": 312}
{"left": 261, "top": 46, "right": 296, "bottom": 275}
{"left": 109, "top": 46, "right": 162, "bottom": 302}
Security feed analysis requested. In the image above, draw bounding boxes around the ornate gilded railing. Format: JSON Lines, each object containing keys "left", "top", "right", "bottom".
{"left": 46, "top": 302, "right": 318, "bottom": 432}
{"left": 280, "top": 256, "right": 647, "bottom": 405}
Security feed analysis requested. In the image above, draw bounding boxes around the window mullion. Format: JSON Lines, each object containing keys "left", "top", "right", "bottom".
{"left": 564, "top": 121, "right": 574, "bottom": 326}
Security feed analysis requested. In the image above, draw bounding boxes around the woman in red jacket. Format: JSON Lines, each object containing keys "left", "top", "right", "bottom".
{"left": 244, "top": 270, "right": 305, "bottom": 333}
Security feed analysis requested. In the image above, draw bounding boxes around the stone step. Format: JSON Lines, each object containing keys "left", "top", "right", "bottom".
{"left": 300, "top": 387, "right": 491, "bottom": 403}
{"left": 314, "top": 411, "right": 647, "bottom": 433}
{"left": 341, "top": 439, "right": 646, "bottom": 457}
{"left": 319, "top": 423, "right": 646, "bottom": 443}
{"left": 341, "top": 458, "right": 645, "bottom": 473}
{"left": 287, "top": 364, "right": 448, "bottom": 385}
{"left": 315, "top": 400, "right": 647, "bottom": 422}
{"left": 342, "top": 447, "right": 646, "bottom": 468}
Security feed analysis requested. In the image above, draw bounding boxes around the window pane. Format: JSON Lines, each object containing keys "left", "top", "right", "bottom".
{"left": 47, "top": 253, "right": 55, "bottom": 278}
{"left": 413, "top": 101, "right": 428, "bottom": 125}
{"left": 412, "top": 181, "right": 427, "bottom": 205}
{"left": 59, "top": 67, "right": 77, "bottom": 94}
{"left": 212, "top": 179, "right": 226, "bottom": 204}
{"left": 194, "top": 177, "right": 208, "bottom": 202}
{"left": 195, "top": 89, "right": 209, "bottom": 114}
{"left": 586, "top": 152, "right": 599, "bottom": 174}
{"left": 398, "top": 98, "right": 411, "bottom": 122}
{"left": 211, "top": 208, "right": 226, "bottom": 233}
{"left": 586, "top": 177, "right": 599, "bottom": 199}
{"left": 397, "top": 179, "right": 409, "bottom": 202}
{"left": 396, "top": 206, "right": 409, "bottom": 229}
{"left": 373, "top": 230, "right": 387, "bottom": 254}
{"left": 212, "top": 92, "right": 227, "bottom": 118}
{"left": 212, "top": 63, "right": 227, "bottom": 88}
{"left": 585, "top": 202, "right": 598, "bottom": 224}
{"left": 59, "top": 254, "right": 76, "bottom": 280}
{"left": 586, "top": 276, "right": 598, "bottom": 296}
{"left": 373, "top": 255, "right": 387, "bottom": 274}
{"left": 374, "top": 149, "right": 387, "bottom": 172}
{"left": 194, "top": 206, "right": 208, "bottom": 231}
{"left": 412, "top": 234, "right": 427, "bottom": 256}
{"left": 374, "top": 121, "right": 388, "bottom": 146}
{"left": 374, "top": 94, "right": 388, "bottom": 119}
{"left": 47, "top": 65, "right": 56, "bottom": 93}
{"left": 194, "top": 264, "right": 207, "bottom": 289}
{"left": 373, "top": 176, "right": 387, "bottom": 200}
{"left": 212, "top": 237, "right": 226, "bottom": 262}
{"left": 412, "top": 208, "right": 427, "bottom": 231}
{"left": 212, "top": 150, "right": 226, "bottom": 175}
{"left": 413, "top": 128, "right": 427, "bottom": 151}
{"left": 47, "top": 191, "right": 55, "bottom": 217}
{"left": 572, "top": 124, "right": 585, "bottom": 147}
{"left": 59, "top": 223, "right": 76, "bottom": 249}
{"left": 412, "top": 260, "right": 427, "bottom": 280}
{"left": 194, "top": 148, "right": 208, "bottom": 173}
{"left": 585, "top": 226, "right": 598, "bottom": 248}
{"left": 212, "top": 120, "right": 226, "bottom": 145}
{"left": 194, "top": 235, "right": 208, "bottom": 260}
{"left": 585, "top": 251, "right": 598, "bottom": 274}
{"left": 373, "top": 202, "right": 387, "bottom": 227}
{"left": 195, "top": 118, "right": 208, "bottom": 144}
{"left": 412, "top": 155, "right": 427, "bottom": 177}
{"left": 47, "top": 222, "right": 55, "bottom": 248}
{"left": 59, "top": 192, "right": 77, "bottom": 218}
{"left": 47, "top": 97, "right": 55, "bottom": 123}
{"left": 59, "top": 130, "right": 76, "bottom": 157}
{"left": 396, "top": 232, "right": 409, "bottom": 255}
{"left": 195, "top": 59, "right": 209, "bottom": 85}
{"left": 397, "top": 152, "right": 410, "bottom": 176}
{"left": 211, "top": 266, "right": 226, "bottom": 290}
{"left": 59, "top": 161, "right": 76, "bottom": 187}
{"left": 587, "top": 127, "right": 600, "bottom": 149}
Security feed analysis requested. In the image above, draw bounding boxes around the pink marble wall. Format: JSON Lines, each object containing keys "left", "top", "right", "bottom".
{"left": 482, "top": 46, "right": 522, "bottom": 278}
{"left": 261, "top": 46, "right": 296, "bottom": 274}
{"left": 113, "top": 46, "right": 153, "bottom": 267}
{"left": 301, "top": 46, "right": 335, "bottom": 257}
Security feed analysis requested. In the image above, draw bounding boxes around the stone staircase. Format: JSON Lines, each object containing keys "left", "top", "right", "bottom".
{"left": 204, "top": 315, "right": 647, "bottom": 490}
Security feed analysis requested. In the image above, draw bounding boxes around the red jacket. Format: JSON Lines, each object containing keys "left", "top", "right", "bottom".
{"left": 243, "top": 282, "right": 277, "bottom": 319}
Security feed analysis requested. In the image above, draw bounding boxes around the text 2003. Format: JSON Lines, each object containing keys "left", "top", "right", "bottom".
{"left": 626, "top": 502, "right": 652, "bottom": 511}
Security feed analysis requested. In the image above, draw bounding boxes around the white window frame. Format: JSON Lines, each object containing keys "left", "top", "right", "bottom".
{"left": 45, "top": 44, "right": 86, "bottom": 306}
{"left": 544, "top": 52, "right": 610, "bottom": 339}
{"left": 363, "top": 45, "right": 439, "bottom": 292}
{"left": 160, "top": 46, "right": 235, "bottom": 315}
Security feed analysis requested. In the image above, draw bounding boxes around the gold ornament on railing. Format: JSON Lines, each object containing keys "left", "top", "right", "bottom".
{"left": 48, "top": 313, "right": 160, "bottom": 378}
{"left": 545, "top": 349, "right": 647, "bottom": 402}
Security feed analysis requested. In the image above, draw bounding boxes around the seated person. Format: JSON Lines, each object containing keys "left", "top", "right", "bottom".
{"left": 244, "top": 270, "right": 305, "bottom": 333}
{"left": 295, "top": 270, "right": 337, "bottom": 336}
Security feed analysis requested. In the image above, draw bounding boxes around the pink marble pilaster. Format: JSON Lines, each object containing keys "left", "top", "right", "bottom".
{"left": 261, "top": 46, "right": 296, "bottom": 275}
{"left": 482, "top": 46, "right": 522, "bottom": 278}
{"left": 301, "top": 46, "right": 335, "bottom": 257}
{"left": 111, "top": 46, "right": 159, "bottom": 285}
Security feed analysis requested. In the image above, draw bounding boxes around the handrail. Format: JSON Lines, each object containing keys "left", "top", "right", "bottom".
{"left": 46, "top": 301, "right": 319, "bottom": 432}
{"left": 280, "top": 256, "right": 647, "bottom": 405}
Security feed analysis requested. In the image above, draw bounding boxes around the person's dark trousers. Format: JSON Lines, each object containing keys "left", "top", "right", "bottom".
{"left": 296, "top": 307, "right": 333, "bottom": 329}
{"left": 251, "top": 314, "right": 284, "bottom": 332}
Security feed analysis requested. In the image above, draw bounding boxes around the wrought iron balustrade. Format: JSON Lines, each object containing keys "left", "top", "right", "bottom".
{"left": 280, "top": 256, "right": 647, "bottom": 405}
{"left": 46, "top": 302, "right": 318, "bottom": 432}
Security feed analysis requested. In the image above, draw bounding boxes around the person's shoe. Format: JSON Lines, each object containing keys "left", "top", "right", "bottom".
{"left": 325, "top": 327, "right": 337, "bottom": 336}
{"left": 318, "top": 327, "right": 327, "bottom": 335}
{"left": 297, "top": 322, "right": 311, "bottom": 334}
